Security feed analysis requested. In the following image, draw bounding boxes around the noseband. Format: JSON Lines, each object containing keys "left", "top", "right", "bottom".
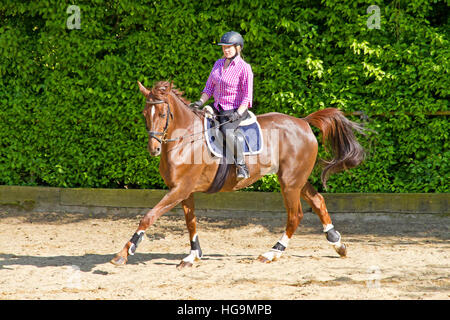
{"left": 146, "top": 98, "right": 174, "bottom": 144}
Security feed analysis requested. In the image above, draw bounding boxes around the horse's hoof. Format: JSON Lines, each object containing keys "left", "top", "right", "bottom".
{"left": 257, "top": 255, "right": 272, "bottom": 263}
{"left": 335, "top": 243, "right": 347, "bottom": 257}
{"left": 110, "top": 255, "right": 127, "bottom": 266}
{"left": 176, "top": 261, "right": 193, "bottom": 270}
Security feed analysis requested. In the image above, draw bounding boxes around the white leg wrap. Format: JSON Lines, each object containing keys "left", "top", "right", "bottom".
{"left": 278, "top": 232, "right": 290, "bottom": 248}
{"left": 261, "top": 232, "right": 290, "bottom": 261}
{"left": 261, "top": 250, "right": 283, "bottom": 261}
{"left": 182, "top": 249, "right": 202, "bottom": 263}
{"left": 182, "top": 234, "right": 202, "bottom": 263}
{"left": 330, "top": 235, "right": 342, "bottom": 249}
{"left": 324, "top": 224, "right": 342, "bottom": 248}
{"left": 128, "top": 230, "right": 145, "bottom": 256}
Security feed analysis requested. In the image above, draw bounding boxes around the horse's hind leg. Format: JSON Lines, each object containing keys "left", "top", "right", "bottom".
{"left": 300, "top": 182, "right": 347, "bottom": 257}
{"left": 258, "top": 187, "right": 303, "bottom": 263}
{"left": 176, "top": 193, "right": 203, "bottom": 270}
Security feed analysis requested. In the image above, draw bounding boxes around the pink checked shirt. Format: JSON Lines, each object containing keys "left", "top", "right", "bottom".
{"left": 202, "top": 55, "right": 253, "bottom": 111}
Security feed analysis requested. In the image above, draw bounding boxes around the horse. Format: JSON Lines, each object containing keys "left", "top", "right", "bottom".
{"left": 110, "top": 80, "right": 367, "bottom": 269}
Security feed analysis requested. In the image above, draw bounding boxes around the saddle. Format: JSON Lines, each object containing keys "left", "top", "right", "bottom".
{"left": 203, "top": 105, "right": 263, "bottom": 194}
{"left": 203, "top": 105, "right": 264, "bottom": 159}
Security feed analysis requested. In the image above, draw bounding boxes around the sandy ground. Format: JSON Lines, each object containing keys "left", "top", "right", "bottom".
{"left": 0, "top": 209, "right": 448, "bottom": 300}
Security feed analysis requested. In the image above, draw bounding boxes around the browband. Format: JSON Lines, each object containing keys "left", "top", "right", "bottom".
{"left": 146, "top": 99, "right": 165, "bottom": 105}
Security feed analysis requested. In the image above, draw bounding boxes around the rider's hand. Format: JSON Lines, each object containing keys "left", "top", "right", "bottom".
{"left": 189, "top": 100, "right": 203, "bottom": 109}
{"left": 228, "top": 112, "right": 241, "bottom": 122}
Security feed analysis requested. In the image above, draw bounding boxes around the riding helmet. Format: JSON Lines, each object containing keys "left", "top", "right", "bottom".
{"left": 218, "top": 31, "right": 244, "bottom": 49}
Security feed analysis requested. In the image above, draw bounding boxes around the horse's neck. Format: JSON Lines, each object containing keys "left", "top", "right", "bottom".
{"left": 160, "top": 93, "right": 201, "bottom": 169}
{"left": 167, "top": 92, "right": 199, "bottom": 134}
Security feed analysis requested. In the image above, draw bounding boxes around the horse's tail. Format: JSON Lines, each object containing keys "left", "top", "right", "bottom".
{"left": 304, "top": 108, "right": 366, "bottom": 189}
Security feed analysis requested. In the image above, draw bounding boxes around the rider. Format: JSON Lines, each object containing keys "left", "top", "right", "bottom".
{"left": 191, "top": 31, "right": 253, "bottom": 180}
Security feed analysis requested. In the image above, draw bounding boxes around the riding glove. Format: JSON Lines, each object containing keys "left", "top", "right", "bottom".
{"left": 189, "top": 100, "right": 203, "bottom": 109}
{"left": 228, "top": 111, "right": 241, "bottom": 122}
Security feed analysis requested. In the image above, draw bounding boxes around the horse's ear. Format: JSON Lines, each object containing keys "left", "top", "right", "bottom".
{"left": 137, "top": 81, "right": 150, "bottom": 97}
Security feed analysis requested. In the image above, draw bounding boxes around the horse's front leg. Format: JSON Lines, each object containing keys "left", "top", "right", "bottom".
{"left": 110, "top": 187, "right": 191, "bottom": 265}
{"left": 176, "top": 193, "right": 203, "bottom": 270}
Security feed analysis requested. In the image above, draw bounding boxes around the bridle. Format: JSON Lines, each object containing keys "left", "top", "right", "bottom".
{"left": 145, "top": 98, "right": 175, "bottom": 144}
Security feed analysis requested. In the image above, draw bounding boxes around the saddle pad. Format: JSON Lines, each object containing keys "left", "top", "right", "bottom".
{"left": 204, "top": 111, "right": 264, "bottom": 158}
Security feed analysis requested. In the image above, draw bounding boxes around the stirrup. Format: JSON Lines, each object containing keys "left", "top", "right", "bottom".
{"left": 236, "top": 164, "right": 249, "bottom": 180}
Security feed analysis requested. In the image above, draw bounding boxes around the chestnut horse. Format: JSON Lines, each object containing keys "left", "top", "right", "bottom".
{"left": 111, "top": 81, "right": 366, "bottom": 269}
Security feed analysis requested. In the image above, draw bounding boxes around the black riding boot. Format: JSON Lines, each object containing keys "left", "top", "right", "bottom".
{"left": 218, "top": 106, "right": 250, "bottom": 181}
{"left": 234, "top": 130, "right": 249, "bottom": 180}
{"left": 222, "top": 129, "right": 249, "bottom": 180}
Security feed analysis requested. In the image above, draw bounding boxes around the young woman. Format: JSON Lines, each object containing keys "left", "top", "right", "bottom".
{"left": 191, "top": 31, "right": 254, "bottom": 180}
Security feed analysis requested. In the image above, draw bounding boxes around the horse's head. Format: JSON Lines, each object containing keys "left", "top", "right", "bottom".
{"left": 138, "top": 81, "right": 173, "bottom": 156}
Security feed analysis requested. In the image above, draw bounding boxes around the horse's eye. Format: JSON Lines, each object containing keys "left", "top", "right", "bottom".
{"left": 159, "top": 113, "right": 166, "bottom": 118}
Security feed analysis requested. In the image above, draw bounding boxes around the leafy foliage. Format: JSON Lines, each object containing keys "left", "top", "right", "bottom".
{"left": 0, "top": 0, "right": 448, "bottom": 192}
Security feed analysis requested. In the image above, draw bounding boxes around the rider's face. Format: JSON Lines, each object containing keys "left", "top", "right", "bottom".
{"left": 222, "top": 45, "right": 237, "bottom": 59}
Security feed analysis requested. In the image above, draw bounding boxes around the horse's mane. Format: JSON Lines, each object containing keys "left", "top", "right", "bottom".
{"left": 152, "top": 81, "right": 205, "bottom": 118}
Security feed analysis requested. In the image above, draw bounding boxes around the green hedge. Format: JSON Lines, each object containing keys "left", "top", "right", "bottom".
{"left": 0, "top": 0, "right": 448, "bottom": 192}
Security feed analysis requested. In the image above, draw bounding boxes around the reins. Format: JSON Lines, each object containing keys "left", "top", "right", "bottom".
{"left": 146, "top": 98, "right": 231, "bottom": 144}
